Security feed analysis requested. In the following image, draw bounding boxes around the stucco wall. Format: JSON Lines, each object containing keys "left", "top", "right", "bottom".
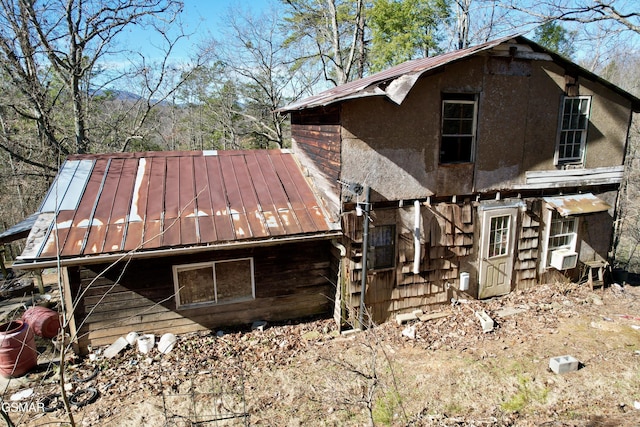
{"left": 338, "top": 55, "right": 633, "bottom": 201}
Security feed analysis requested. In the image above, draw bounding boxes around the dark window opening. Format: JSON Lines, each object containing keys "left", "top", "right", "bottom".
{"left": 369, "top": 224, "right": 396, "bottom": 269}
{"left": 440, "top": 94, "right": 477, "bottom": 164}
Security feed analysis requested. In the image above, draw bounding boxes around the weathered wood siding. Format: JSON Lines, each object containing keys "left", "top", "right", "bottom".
{"left": 342, "top": 201, "right": 475, "bottom": 325}
{"left": 290, "top": 106, "right": 342, "bottom": 222}
{"left": 515, "top": 200, "right": 541, "bottom": 289}
{"left": 70, "top": 241, "right": 334, "bottom": 352}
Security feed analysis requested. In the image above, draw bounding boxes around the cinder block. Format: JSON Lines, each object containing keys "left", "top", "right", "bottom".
{"left": 549, "top": 355, "right": 579, "bottom": 374}
{"left": 396, "top": 312, "right": 417, "bottom": 325}
{"left": 475, "top": 310, "right": 494, "bottom": 333}
{"left": 412, "top": 309, "right": 424, "bottom": 317}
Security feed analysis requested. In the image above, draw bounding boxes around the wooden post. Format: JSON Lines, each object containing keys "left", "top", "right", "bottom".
{"left": 34, "top": 269, "right": 45, "bottom": 294}
{"left": 359, "top": 186, "right": 370, "bottom": 330}
{"left": 61, "top": 267, "right": 80, "bottom": 354}
{"left": 0, "top": 248, "right": 7, "bottom": 278}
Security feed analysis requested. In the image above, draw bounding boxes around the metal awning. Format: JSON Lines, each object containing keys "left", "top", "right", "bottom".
{"left": 543, "top": 193, "right": 611, "bottom": 217}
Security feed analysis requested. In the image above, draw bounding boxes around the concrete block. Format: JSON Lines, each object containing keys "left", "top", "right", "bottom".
{"left": 418, "top": 312, "right": 450, "bottom": 322}
{"left": 396, "top": 312, "right": 417, "bottom": 325}
{"left": 549, "top": 355, "right": 579, "bottom": 374}
{"left": 475, "top": 310, "right": 494, "bottom": 333}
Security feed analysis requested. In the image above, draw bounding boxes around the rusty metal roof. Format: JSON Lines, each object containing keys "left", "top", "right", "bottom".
{"left": 543, "top": 193, "right": 611, "bottom": 217}
{"left": 279, "top": 36, "right": 516, "bottom": 111}
{"left": 17, "top": 150, "right": 337, "bottom": 265}
{"left": 279, "top": 35, "right": 640, "bottom": 112}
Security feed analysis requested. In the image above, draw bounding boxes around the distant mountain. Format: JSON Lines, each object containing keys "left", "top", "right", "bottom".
{"left": 92, "top": 88, "right": 171, "bottom": 106}
{"left": 92, "top": 88, "right": 144, "bottom": 101}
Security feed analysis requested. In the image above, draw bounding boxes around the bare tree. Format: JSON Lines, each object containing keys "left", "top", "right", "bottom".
{"left": 504, "top": 0, "right": 639, "bottom": 33}
{"left": 283, "top": 0, "right": 366, "bottom": 86}
{"left": 203, "top": 4, "right": 321, "bottom": 148}
{"left": 0, "top": 0, "right": 184, "bottom": 158}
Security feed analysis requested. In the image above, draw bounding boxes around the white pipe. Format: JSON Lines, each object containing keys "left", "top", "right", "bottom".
{"left": 331, "top": 239, "right": 346, "bottom": 257}
{"left": 413, "top": 200, "right": 421, "bottom": 274}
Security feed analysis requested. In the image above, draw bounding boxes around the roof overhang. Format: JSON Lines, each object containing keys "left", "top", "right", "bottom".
{"left": 543, "top": 193, "right": 612, "bottom": 217}
{"left": 278, "top": 35, "right": 640, "bottom": 113}
{"left": 0, "top": 213, "right": 40, "bottom": 244}
{"left": 12, "top": 230, "right": 342, "bottom": 270}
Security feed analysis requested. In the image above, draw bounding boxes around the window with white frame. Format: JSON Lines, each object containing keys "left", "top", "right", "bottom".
{"left": 173, "top": 258, "right": 254, "bottom": 308}
{"left": 546, "top": 212, "right": 578, "bottom": 266}
{"left": 440, "top": 94, "right": 477, "bottom": 164}
{"left": 488, "top": 214, "right": 511, "bottom": 258}
{"left": 557, "top": 96, "right": 591, "bottom": 164}
{"left": 369, "top": 224, "right": 396, "bottom": 269}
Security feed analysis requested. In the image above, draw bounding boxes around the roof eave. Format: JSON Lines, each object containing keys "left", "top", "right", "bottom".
{"left": 12, "top": 231, "right": 343, "bottom": 270}
{"left": 280, "top": 34, "right": 640, "bottom": 114}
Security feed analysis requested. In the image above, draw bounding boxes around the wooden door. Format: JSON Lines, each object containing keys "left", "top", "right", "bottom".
{"left": 478, "top": 207, "right": 517, "bottom": 299}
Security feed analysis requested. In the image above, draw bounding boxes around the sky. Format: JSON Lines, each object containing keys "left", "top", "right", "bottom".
{"left": 115, "top": 0, "right": 275, "bottom": 64}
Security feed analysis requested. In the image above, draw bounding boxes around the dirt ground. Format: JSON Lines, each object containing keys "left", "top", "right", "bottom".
{"left": 1, "top": 279, "right": 640, "bottom": 426}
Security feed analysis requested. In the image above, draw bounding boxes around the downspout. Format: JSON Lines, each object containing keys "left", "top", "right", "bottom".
{"left": 332, "top": 239, "right": 347, "bottom": 257}
{"left": 331, "top": 239, "right": 347, "bottom": 330}
{"left": 359, "top": 186, "right": 370, "bottom": 330}
{"left": 413, "top": 200, "right": 421, "bottom": 274}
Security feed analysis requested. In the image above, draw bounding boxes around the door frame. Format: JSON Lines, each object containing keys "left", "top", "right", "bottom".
{"left": 477, "top": 200, "right": 524, "bottom": 299}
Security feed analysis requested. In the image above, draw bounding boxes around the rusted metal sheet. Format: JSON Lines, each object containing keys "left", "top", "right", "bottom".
{"left": 279, "top": 34, "right": 640, "bottom": 113}
{"left": 21, "top": 150, "right": 333, "bottom": 262}
{"left": 279, "top": 36, "right": 513, "bottom": 112}
{"left": 543, "top": 193, "right": 611, "bottom": 217}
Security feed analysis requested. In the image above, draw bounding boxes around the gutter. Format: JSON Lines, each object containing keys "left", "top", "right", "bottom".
{"left": 12, "top": 231, "right": 343, "bottom": 270}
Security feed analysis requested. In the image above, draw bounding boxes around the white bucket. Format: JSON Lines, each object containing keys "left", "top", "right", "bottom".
{"left": 125, "top": 331, "right": 139, "bottom": 346}
{"left": 137, "top": 334, "right": 155, "bottom": 354}
{"left": 158, "top": 333, "right": 177, "bottom": 354}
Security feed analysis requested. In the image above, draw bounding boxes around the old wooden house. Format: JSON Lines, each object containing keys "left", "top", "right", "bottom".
{"left": 13, "top": 150, "right": 340, "bottom": 351}
{"left": 278, "top": 35, "right": 640, "bottom": 327}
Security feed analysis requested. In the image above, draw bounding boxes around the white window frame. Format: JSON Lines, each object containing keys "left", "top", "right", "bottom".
{"left": 488, "top": 214, "right": 511, "bottom": 259}
{"left": 543, "top": 210, "right": 578, "bottom": 268}
{"left": 555, "top": 96, "right": 591, "bottom": 165}
{"left": 440, "top": 97, "right": 478, "bottom": 164}
{"left": 173, "top": 258, "right": 255, "bottom": 308}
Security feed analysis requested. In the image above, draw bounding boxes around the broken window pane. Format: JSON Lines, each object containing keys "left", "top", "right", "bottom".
{"left": 215, "top": 259, "right": 253, "bottom": 302}
{"left": 369, "top": 224, "right": 396, "bottom": 269}
{"left": 176, "top": 266, "right": 215, "bottom": 305}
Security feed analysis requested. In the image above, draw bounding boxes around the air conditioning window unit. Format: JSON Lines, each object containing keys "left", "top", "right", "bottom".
{"left": 550, "top": 249, "right": 578, "bottom": 270}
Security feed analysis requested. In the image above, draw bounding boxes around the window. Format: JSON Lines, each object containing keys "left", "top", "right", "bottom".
{"left": 173, "top": 258, "right": 254, "bottom": 307}
{"left": 369, "top": 225, "right": 395, "bottom": 269}
{"left": 440, "top": 94, "right": 477, "bottom": 164}
{"left": 557, "top": 96, "right": 590, "bottom": 164}
{"left": 546, "top": 212, "right": 578, "bottom": 266}
{"left": 488, "top": 215, "right": 510, "bottom": 258}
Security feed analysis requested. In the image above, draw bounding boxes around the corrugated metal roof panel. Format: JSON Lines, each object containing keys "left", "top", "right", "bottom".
{"left": 19, "top": 150, "right": 334, "bottom": 263}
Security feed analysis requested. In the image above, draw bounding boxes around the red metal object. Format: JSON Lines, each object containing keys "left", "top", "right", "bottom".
{"left": 22, "top": 306, "right": 61, "bottom": 339}
{"left": 0, "top": 320, "right": 38, "bottom": 378}
{"left": 28, "top": 150, "right": 333, "bottom": 261}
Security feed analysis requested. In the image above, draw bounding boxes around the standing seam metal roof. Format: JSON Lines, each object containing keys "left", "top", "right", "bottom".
{"left": 19, "top": 149, "right": 335, "bottom": 262}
